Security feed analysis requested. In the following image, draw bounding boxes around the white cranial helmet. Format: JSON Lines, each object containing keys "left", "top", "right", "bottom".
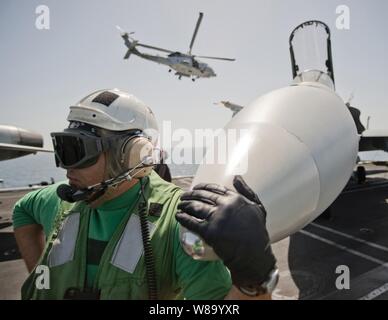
{"left": 66, "top": 89, "right": 159, "bottom": 179}
{"left": 67, "top": 88, "right": 158, "bottom": 135}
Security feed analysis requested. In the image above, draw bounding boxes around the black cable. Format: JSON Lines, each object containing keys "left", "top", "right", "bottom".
{"left": 139, "top": 178, "right": 158, "bottom": 300}
{"left": 85, "top": 185, "right": 108, "bottom": 204}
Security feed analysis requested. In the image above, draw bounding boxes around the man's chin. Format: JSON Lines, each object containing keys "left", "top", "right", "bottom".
{"left": 69, "top": 182, "right": 83, "bottom": 190}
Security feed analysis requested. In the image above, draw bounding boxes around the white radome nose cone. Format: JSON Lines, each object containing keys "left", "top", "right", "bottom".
{"left": 192, "top": 81, "right": 358, "bottom": 243}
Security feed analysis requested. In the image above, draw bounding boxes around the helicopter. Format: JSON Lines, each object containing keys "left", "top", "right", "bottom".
{"left": 117, "top": 12, "right": 235, "bottom": 81}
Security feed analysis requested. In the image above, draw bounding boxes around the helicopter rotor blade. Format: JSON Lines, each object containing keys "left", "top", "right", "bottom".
{"left": 116, "top": 25, "right": 135, "bottom": 38}
{"left": 116, "top": 25, "right": 133, "bottom": 36}
{"left": 136, "top": 43, "right": 174, "bottom": 53}
{"left": 188, "top": 12, "right": 204, "bottom": 55}
{"left": 116, "top": 25, "right": 126, "bottom": 35}
{"left": 195, "top": 55, "right": 235, "bottom": 61}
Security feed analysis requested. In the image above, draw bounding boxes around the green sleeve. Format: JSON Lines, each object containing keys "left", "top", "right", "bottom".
{"left": 12, "top": 182, "right": 63, "bottom": 236}
{"left": 173, "top": 224, "right": 232, "bottom": 300}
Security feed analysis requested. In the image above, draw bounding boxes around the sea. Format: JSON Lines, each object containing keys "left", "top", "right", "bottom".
{"left": 0, "top": 153, "right": 199, "bottom": 189}
{"left": 0, "top": 150, "right": 387, "bottom": 189}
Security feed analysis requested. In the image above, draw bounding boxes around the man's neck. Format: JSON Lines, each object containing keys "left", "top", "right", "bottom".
{"left": 89, "top": 178, "right": 140, "bottom": 208}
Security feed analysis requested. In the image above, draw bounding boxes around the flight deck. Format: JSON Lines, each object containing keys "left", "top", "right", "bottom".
{"left": 1, "top": 164, "right": 388, "bottom": 300}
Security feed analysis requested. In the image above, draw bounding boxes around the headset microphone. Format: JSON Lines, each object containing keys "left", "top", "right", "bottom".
{"left": 56, "top": 184, "right": 95, "bottom": 203}
{"left": 56, "top": 155, "right": 154, "bottom": 203}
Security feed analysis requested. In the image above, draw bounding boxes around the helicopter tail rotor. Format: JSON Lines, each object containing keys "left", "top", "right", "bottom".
{"left": 116, "top": 25, "right": 135, "bottom": 39}
{"left": 122, "top": 39, "right": 139, "bottom": 60}
{"left": 116, "top": 26, "right": 139, "bottom": 59}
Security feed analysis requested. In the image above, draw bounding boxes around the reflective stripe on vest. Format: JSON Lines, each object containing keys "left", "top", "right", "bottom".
{"left": 111, "top": 214, "right": 156, "bottom": 273}
{"left": 46, "top": 210, "right": 157, "bottom": 274}
{"left": 48, "top": 212, "right": 80, "bottom": 267}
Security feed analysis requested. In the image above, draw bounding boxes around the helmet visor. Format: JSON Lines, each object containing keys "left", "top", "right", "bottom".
{"left": 51, "top": 130, "right": 107, "bottom": 169}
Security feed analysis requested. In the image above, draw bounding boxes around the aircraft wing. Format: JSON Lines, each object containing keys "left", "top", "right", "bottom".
{"left": 216, "top": 100, "right": 388, "bottom": 154}
{"left": 359, "top": 130, "right": 388, "bottom": 152}
{"left": 216, "top": 101, "right": 244, "bottom": 117}
{"left": 0, "top": 143, "right": 53, "bottom": 153}
{"left": 362, "top": 129, "right": 388, "bottom": 138}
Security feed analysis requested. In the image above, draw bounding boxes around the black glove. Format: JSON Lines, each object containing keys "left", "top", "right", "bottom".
{"left": 176, "top": 176, "right": 277, "bottom": 288}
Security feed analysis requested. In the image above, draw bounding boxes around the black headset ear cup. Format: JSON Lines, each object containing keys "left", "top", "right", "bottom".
{"left": 121, "top": 136, "right": 154, "bottom": 178}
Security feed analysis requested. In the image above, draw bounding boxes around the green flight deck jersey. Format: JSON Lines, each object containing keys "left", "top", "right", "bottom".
{"left": 13, "top": 171, "right": 232, "bottom": 300}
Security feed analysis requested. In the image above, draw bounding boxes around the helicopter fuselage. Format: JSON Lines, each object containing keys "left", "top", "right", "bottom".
{"left": 134, "top": 50, "right": 216, "bottom": 79}
{"left": 167, "top": 53, "right": 216, "bottom": 78}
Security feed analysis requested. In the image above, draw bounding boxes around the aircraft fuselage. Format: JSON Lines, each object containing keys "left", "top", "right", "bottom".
{"left": 0, "top": 125, "right": 50, "bottom": 161}
{"left": 133, "top": 51, "right": 216, "bottom": 79}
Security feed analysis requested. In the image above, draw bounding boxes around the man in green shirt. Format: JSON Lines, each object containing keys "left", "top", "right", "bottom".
{"left": 13, "top": 89, "right": 277, "bottom": 300}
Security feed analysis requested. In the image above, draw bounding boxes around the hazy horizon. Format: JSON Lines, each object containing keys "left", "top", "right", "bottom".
{"left": 1, "top": 0, "right": 387, "bottom": 149}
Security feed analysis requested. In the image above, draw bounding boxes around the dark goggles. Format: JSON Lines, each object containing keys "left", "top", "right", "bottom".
{"left": 51, "top": 129, "right": 112, "bottom": 169}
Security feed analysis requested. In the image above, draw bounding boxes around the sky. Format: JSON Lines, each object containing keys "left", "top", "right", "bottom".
{"left": 1, "top": 0, "right": 387, "bottom": 148}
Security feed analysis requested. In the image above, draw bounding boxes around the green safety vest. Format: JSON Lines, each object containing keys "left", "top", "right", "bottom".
{"left": 21, "top": 174, "right": 184, "bottom": 300}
